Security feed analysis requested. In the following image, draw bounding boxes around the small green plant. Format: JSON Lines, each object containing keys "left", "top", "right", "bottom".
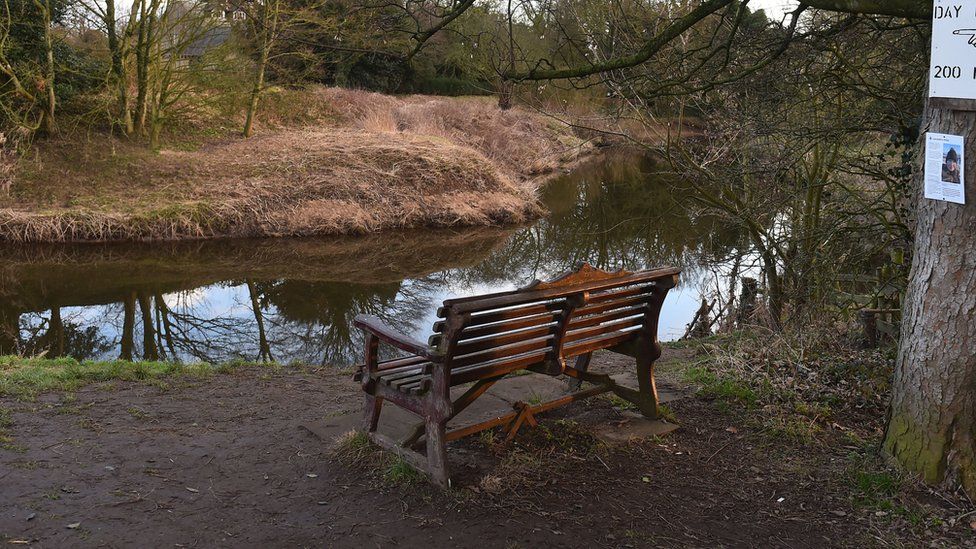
{"left": 657, "top": 404, "right": 677, "bottom": 423}
{"left": 794, "top": 401, "right": 832, "bottom": 420}
{"left": 760, "top": 416, "right": 821, "bottom": 445}
{"left": 854, "top": 470, "right": 900, "bottom": 497}
{"left": 479, "top": 428, "right": 497, "bottom": 446}
{"left": 846, "top": 461, "right": 906, "bottom": 513}
{"left": 335, "top": 430, "right": 371, "bottom": 454}
{"left": 683, "top": 366, "right": 758, "bottom": 407}
{"left": 842, "top": 430, "right": 869, "bottom": 449}
{"left": 605, "top": 393, "right": 637, "bottom": 411}
{"left": 383, "top": 456, "right": 423, "bottom": 485}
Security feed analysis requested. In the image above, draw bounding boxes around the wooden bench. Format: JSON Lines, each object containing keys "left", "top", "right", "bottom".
{"left": 353, "top": 262, "right": 680, "bottom": 486}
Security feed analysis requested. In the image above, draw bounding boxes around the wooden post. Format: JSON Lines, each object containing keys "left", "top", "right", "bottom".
{"left": 859, "top": 309, "right": 878, "bottom": 348}
{"left": 634, "top": 337, "right": 660, "bottom": 419}
{"left": 361, "top": 332, "right": 382, "bottom": 432}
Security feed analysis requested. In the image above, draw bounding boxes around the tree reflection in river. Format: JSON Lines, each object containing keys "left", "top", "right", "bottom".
{"left": 0, "top": 151, "right": 746, "bottom": 365}
{"left": 443, "top": 150, "right": 743, "bottom": 291}
{"left": 254, "top": 278, "right": 440, "bottom": 365}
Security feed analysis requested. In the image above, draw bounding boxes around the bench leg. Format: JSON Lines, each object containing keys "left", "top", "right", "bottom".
{"left": 425, "top": 418, "right": 450, "bottom": 487}
{"left": 363, "top": 394, "right": 383, "bottom": 433}
{"left": 567, "top": 352, "right": 592, "bottom": 391}
{"left": 635, "top": 344, "right": 660, "bottom": 419}
{"left": 402, "top": 375, "right": 504, "bottom": 449}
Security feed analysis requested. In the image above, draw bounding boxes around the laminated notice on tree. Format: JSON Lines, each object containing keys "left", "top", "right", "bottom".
{"left": 925, "top": 132, "right": 966, "bottom": 204}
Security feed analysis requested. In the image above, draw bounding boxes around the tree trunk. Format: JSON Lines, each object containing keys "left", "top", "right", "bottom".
{"left": 149, "top": 116, "right": 162, "bottom": 150}
{"left": 155, "top": 294, "right": 178, "bottom": 359}
{"left": 138, "top": 292, "right": 158, "bottom": 361}
{"left": 47, "top": 307, "right": 64, "bottom": 357}
{"left": 133, "top": 0, "right": 152, "bottom": 136}
{"left": 247, "top": 280, "right": 273, "bottom": 362}
{"left": 105, "top": 0, "right": 132, "bottom": 134}
{"left": 0, "top": 305, "right": 18, "bottom": 355}
{"left": 882, "top": 104, "right": 976, "bottom": 496}
{"left": 37, "top": 0, "right": 57, "bottom": 136}
{"left": 120, "top": 292, "right": 136, "bottom": 361}
{"left": 497, "top": 80, "right": 513, "bottom": 110}
{"left": 243, "top": 37, "right": 270, "bottom": 138}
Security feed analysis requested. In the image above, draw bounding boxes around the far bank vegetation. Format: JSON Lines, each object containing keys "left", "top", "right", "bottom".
{"left": 0, "top": 0, "right": 615, "bottom": 242}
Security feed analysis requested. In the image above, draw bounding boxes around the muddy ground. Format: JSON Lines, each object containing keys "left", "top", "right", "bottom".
{"left": 1, "top": 350, "right": 973, "bottom": 548}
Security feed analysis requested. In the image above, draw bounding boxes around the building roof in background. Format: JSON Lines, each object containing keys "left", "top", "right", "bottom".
{"left": 183, "top": 25, "right": 232, "bottom": 58}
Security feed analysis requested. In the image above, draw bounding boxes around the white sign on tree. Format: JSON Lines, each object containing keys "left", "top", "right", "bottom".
{"left": 929, "top": 0, "right": 976, "bottom": 101}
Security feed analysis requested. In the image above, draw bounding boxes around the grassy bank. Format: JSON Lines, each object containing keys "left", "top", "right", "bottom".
{"left": 1, "top": 87, "right": 595, "bottom": 243}
{"left": 0, "top": 355, "right": 268, "bottom": 399}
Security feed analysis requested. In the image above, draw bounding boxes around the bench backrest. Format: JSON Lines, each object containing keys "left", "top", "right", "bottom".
{"left": 430, "top": 263, "right": 680, "bottom": 384}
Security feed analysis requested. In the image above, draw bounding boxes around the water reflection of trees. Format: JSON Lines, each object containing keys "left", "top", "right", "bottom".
{"left": 0, "top": 229, "right": 507, "bottom": 364}
{"left": 17, "top": 309, "right": 112, "bottom": 360}
{"left": 446, "top": 151, "right": 746, "bottom": 289}
{"left": 0, "top": 152, "right": 747, "bottom": 364}
{"left": 255, "top": 278, "right": 442, "bottom": 365}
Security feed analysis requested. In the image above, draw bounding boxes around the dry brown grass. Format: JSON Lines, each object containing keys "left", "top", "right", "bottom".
{"left": 258, "top": 87, "right": 593, "bottom": 181}
{"left": 2, "top": 86, "right": 595, "bottom": 242}
{"left": 2, "top": 129, "right": 544, "bottom": 242}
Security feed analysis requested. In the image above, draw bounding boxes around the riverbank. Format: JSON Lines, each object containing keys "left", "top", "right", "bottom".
{"left": 0, "top": 87, "right": 596, "bottom": 243}
{"left": 1, "top": 344, "right": 971, "bottom": 547}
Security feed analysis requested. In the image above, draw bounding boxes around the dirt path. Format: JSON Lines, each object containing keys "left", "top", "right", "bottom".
{"left": 0, "top": 351, "right": 970, "bottom": 548}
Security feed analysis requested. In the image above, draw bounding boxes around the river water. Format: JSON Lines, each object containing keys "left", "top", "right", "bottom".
{"left": 0, "top": 151, "right": 742, "bottom": 365}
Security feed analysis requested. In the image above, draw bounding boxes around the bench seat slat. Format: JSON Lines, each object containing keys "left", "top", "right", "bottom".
{"left": 448, "top": 348, "right": 553, "bottom": 385}
{"left": 567, "top": 304, "right": 646, "bottom": 330}
{"left": 376, "top": 354, "right": 428, "bottom": 371}
{"left": 575, "top": 293, "right": 649, "bottom": 317}
{"left": 454, "top": 324, "right": 557, "bottom": 355}
{"left": 430, "top": 311, "right": 559, "bottom": 347}
{"left": 563, "top": 327, "right": 642, "bottom": 358}
{"left": 586, "top": 283, "right": 654, "bottom": 304}
{"left": 389, "top": 370, "right": 429, "bottom": 391}
{"left": 564, "top": 316, "right": 644, "bottom": 344}
{"left": 465, "top": 300, "right": 566, "bottom": 327}
{"left": 372, "top": 361, "right": 429, "bottom": 379}
{"left": 451, "top": 336, "right": 555, "bottom": 369}
{"left": 394, "top": 348, "right": 551, "bottom": 391}
{"left": 379, "top": 364, "right": 431, "bottom": 385}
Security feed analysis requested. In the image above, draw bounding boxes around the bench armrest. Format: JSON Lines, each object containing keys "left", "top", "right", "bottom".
{"left": 353, "top": 315, "right": 440, "bottom": 361}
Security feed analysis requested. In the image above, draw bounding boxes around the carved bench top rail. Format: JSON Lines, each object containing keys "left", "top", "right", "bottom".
{"left": 439, "top": 263, "right": 680, "bottom": 315}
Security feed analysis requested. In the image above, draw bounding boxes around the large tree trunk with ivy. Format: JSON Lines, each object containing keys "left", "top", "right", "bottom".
{"left": 882, "top": 104, "right": 976, "bottom": 495}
